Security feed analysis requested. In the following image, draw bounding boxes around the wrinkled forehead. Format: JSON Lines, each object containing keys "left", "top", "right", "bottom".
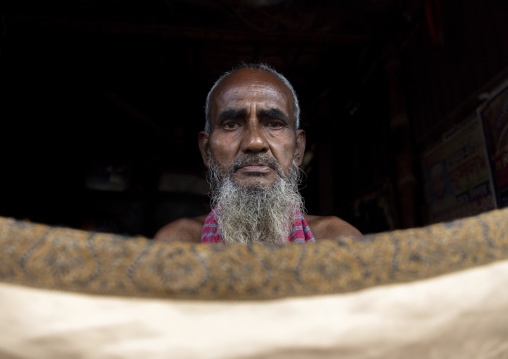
{"left": 209, "top": 69, "right": 295, "bottom": 122}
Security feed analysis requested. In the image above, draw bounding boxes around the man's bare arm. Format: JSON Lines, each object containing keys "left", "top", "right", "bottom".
{"left": 304, "top": 215, "right": 362, "bottom": 240}
{"left": 153, "top": 216, "right": 207, "bottom": 243}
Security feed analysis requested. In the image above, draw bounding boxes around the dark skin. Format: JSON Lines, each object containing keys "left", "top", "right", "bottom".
{"left": 155, "top": 68, "right": 361, "bottom": 242}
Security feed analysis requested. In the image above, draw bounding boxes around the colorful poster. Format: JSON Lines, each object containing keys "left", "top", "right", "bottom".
{"left": 479, "top": 81, "right": 508, "bottom": 207}
{"left": 422, "top": 118, "right": 497, "bottom": 223}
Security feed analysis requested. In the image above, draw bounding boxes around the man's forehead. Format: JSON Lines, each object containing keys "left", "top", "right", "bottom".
{"left": 218, "top": 68, "right": 287, "bottom": 87}
{"left": 211, "top": 69, "right": 294, "bottom": 116}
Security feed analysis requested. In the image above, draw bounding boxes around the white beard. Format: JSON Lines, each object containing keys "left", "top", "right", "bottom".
{"left": 208, "top": 154, "right": 305, "bottom": 245}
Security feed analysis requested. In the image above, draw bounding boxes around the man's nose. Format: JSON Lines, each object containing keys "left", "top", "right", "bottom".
{"left": 240, "top": 121, "right": 269, "bottom": 154}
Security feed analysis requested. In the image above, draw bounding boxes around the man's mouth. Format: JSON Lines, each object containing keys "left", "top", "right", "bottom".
{"left": 228, "top": 156, "right": 281, "bottom": 178}
{"left": 238, "top": 164, "right": 272, "bottom": 175}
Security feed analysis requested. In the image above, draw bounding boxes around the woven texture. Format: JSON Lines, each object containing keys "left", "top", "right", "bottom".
{"left": 1, "top": 208, "right": 508, "bottom": 300}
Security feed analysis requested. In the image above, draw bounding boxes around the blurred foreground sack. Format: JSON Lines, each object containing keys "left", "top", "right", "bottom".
{"left": 1, "top": 208, "right": 508, "bottom": 358}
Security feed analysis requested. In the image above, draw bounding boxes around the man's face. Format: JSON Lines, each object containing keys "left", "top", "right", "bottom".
{"left": 199, "top": 68, "right": 306, "bottom": 188}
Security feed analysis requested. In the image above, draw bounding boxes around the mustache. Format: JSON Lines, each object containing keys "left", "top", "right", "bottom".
{"left": 228, "top": 154, "right": 283, "bottom": 177}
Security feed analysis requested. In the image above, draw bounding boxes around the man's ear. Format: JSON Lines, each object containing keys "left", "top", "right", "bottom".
{"left": 294, "top": 129, "right": 306, "bottom": 166}
{"left": 198, "top": 131, "right": 211, "bottom": 168}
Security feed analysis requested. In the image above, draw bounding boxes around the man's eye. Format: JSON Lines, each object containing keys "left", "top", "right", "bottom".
{"left": 267, "top": 121, "right": 284, "bottom": 128}
{"left": 224, "top": 122, "right": 240, "bottom": 129}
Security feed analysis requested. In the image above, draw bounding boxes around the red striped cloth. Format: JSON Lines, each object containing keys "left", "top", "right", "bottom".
{"left": 201, "top": 208, "right": 315, "bottom": 244}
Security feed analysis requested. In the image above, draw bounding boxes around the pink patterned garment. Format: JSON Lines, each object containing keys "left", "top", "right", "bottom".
{"left": 201, "top": 208, "right": 315, "bottom": 244}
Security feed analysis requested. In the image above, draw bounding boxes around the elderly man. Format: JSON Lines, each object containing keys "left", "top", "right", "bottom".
{"left": 155, "top": 63, "right": 361, "bottom": 244}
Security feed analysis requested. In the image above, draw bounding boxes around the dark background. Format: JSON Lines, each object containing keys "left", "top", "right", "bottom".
{"left": 1, "top": 0, "right": 507, "bottom": 237}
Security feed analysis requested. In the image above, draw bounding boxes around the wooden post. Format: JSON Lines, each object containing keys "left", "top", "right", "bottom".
{"left": 317, "top": 135, "right": 334, "bottom": 215}
{"left": 386, "top": 54, "right": 417, "bottom": 228}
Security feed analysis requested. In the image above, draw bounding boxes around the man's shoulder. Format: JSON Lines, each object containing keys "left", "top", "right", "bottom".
{"left": 304, "top": 214, "right": 362, "bottom": 240}
{"left": 153, "top": 215, "right": 207, "bottom": 243}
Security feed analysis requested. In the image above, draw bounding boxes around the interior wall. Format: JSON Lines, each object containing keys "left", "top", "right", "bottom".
{"left": 403, "top": 0, "right": 508, "bottom": 144}
{"left": 400, "top": 0, "right": 508, "bottom": 224}
{"left": 338, "top": 0, "right": 508, "bottom": 232}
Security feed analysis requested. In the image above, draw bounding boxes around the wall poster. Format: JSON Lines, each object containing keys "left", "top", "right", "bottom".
{"left": 479, "top": 80, "right": 508, "bottom": 207}
{"left": 422, "top": 118, "right": 497, "bottom": 223}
